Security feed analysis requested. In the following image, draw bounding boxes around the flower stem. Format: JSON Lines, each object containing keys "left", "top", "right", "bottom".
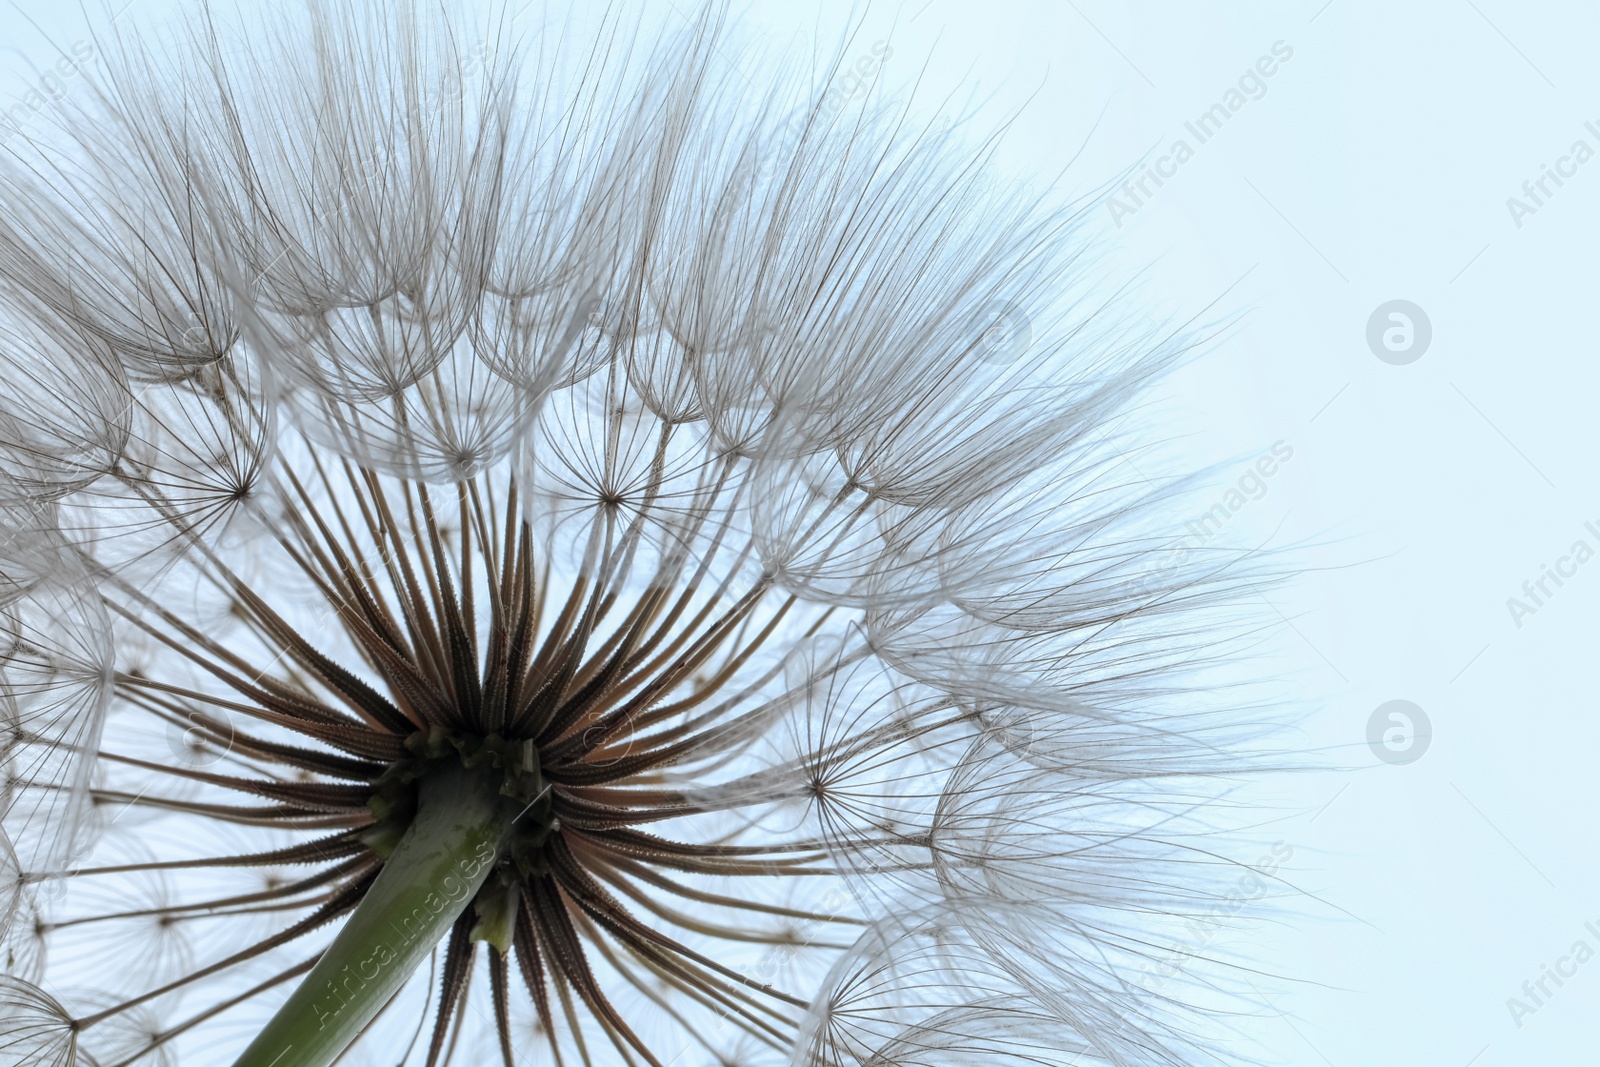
{"left": 233, "top": 763, "right": 515, "bottom": 1067}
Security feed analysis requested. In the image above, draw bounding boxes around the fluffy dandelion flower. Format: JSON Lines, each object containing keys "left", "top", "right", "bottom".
{"left": 0, "top": 3, "right": 1285, "bottom": 1065}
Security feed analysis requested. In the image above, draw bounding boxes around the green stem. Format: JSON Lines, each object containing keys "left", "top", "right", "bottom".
{"left": 233, "top": 763, "right": 515, "bottom": 1067}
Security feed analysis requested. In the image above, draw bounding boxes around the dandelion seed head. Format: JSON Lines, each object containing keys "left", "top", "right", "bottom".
{"left": 0, "top": 2, "right": 1291, "bottom": 1064}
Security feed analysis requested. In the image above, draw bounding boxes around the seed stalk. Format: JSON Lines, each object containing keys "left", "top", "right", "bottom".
{"left": 233, "top": 763, "right": 515, "bottom": 1067}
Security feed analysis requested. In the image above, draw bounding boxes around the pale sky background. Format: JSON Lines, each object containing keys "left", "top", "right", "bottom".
{"left": 2, "top": 2, "right": 1597, "bottom": 1065}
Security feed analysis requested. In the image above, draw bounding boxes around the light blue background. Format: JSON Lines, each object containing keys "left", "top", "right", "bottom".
{"left": 3, "top": 2, "right": 1595, "bottom": 1064}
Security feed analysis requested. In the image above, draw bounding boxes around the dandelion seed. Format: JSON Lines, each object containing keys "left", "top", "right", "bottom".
{"left": 0, "top": 3, "right": 1288, "bottom": 1065}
